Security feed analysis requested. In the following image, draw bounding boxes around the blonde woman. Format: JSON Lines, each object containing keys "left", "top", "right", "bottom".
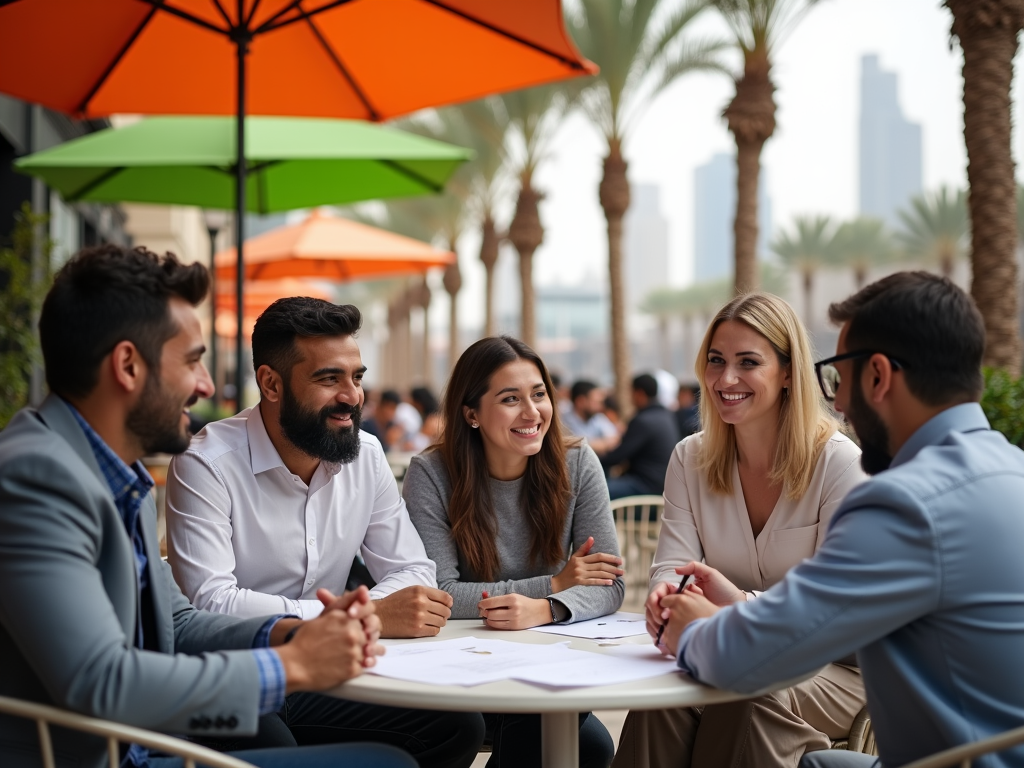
{"left": 613, "top": 293, "right": 868, "bottom": 768}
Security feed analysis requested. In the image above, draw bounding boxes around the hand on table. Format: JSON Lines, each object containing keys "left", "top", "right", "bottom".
{"left": 276, "top": 600, "right": 369, "bottom": 694}
{"left": 318, "top": 586, "right": 384, "bottom": 667}
{"left": 478, "top": 593, "right": 551, "bottom": 630}
{"left": 550, "top": 536, "right": 623, "bottom": 592}
{"left": 646, "top": 562, "right": 744, "bottom": 656}
{"left": 374, "top": 585, "right": 452, "bottom": 637}
{"left": 673, "top": 562, "right": 746, "bottom": 607}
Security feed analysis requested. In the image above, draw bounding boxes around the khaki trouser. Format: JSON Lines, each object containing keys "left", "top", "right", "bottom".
{"left": 612, "top": 664, "right": 865, "bottom": 768}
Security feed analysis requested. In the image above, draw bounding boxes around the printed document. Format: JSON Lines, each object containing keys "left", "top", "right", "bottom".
{"left": 529, "top": 611, "right": 647, "bottom": 639}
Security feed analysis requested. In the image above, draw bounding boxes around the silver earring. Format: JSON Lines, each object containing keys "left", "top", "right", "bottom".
{"left": 471, "top": 422, "right": 479, "bottom": 428}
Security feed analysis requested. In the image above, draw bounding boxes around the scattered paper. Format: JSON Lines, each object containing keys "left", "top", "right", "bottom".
{"left": 369, "top": 635, "right": 680, "bottom": 689}
{"left": 529, "top": 612, "right": 648, "bottom": 639}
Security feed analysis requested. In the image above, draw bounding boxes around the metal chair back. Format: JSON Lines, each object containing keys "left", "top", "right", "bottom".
{"left": 608, "top": 494, "right": 665, "bottom": 608}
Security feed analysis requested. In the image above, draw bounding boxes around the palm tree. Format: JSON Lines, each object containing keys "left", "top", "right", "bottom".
{"left": 945, "top": 0, "right": 1023, "bottom": 371}
{"left": 573, "top": 0, "right": 725, "bottom": 413}
{"left": 711, "top": 0, "right": 818, "bottom": 293}
{"left": 771, "top": 215, "right": 834, "bottom": 329}
{"left": 501, "top": 85, "right": 579, "bottom": 348}
{"left": 896, "top": 186, "right": 968, "bottom": 279}
{"left": 832, "top": 217, "right": 894, "bottom": 289}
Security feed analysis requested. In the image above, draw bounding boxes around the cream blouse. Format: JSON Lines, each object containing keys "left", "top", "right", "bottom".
{"left": 650, "top": 432, "right": 867, "bottom": 592}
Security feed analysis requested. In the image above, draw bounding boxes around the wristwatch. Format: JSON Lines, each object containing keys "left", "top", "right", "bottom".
{"left": 547, "top": 598, "right": 558, "bottom": 623}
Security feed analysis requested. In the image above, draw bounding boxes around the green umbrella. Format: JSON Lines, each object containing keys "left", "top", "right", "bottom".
{"left": 15, "top": 116, "right": 472, "bottom": 212}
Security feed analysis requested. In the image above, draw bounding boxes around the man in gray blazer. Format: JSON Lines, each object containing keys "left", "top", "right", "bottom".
{"left": 0, "top": 245, "right": 416, "bottom": 768}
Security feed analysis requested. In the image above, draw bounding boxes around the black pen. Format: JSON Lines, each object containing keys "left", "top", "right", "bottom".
{"left": 654, "top": 574, "right": 694, "bottom": 647}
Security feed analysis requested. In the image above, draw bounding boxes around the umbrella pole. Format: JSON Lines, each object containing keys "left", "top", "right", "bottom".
{"left": 234, "top": 27, "right": 248, "bottom": 412}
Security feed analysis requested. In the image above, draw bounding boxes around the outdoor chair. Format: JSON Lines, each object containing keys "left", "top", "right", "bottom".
{"left": 0, "top": 694, "right": 255, "bottom": 768}
{"left": 896, "top": 723, "right": 1024, "bottom": 768}
{"left": 830, "top": 705, "right": 877, "bottom": 755}
{"left": 608, "top": 494, "right": 665, "bottom": 609}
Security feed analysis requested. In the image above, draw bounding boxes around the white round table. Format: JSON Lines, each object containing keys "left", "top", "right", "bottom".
{"left": 328, "top": 620, "right": 755, "bottom": 768}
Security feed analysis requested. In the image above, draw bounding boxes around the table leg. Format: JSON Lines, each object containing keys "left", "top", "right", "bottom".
{"left": 541, "top": 711, "right": 579, "bottom": 768}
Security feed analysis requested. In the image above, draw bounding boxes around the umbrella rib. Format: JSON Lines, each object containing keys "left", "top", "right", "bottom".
{"left": 420, "top": 0, "right": 585, "bottom": 70}
{"left": 136, "top": 0, "right": 229, "bottom": 35}
{"left": 207, "top": 0, "right": 234, "bottom": 28}
{"left": 66, "top": 167, "right": 126, "bottom": 201}
{"left": 378, "top": 159, "right": 443, "bottom": 193}
{"left": 256, "top": 0, "right": 356, "bottom": 34}
{"left": 301, "top": 13, "right": 381, "bottom": 121}
{"left": 77, "top": 5, "right": 159, "bottom": 115}
{"left": 244, "top": 0, "right": 263, "bottom": 26}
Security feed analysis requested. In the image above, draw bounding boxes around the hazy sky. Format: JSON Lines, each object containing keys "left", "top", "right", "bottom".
{"left": 436, "top": 0, "right": 1024, "bottom": 333}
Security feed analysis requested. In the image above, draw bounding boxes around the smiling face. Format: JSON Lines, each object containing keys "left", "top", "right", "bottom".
{"left": 126, "top": 297, "right": 213, "bottom": 455}
{"left": 277, "top": 334, "right": 365, "bottom": 463}
{"left": 466, "top": 358, "right": 553, "bottom": 479}
{"left": 703, "top": 320, "right": 790, "bottom": 431}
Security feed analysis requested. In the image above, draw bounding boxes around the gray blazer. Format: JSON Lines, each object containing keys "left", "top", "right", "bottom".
{"left": 0, "top": 396, "right": 270, "bottom": 768}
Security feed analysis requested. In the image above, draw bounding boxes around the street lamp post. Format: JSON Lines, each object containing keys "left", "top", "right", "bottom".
{"left": 202, "top": 209, "right": 229, "bottom": 408}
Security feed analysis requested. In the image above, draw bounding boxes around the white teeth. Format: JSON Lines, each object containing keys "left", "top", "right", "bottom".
{"left": 720, "top": 392, "right": 751, "bottom": 401}
{"left": 512, "top": 426, "right": 540, "bottom": 435}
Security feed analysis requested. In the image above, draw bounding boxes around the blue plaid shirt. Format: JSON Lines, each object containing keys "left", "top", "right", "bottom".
{"left": 65, "top": 402, "right": 288, "bottom": 767}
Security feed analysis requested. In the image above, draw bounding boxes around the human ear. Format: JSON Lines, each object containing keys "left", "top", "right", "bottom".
{"left": 462, "top": 405, "right": 478, "bottom": 427}
{"left": 110, "top": 341, "right": 146, "bottom": 394}
{"left": 866, "top": 354, "right": 893, "bottom": 404}
{"left": 256, "top": 365, "right": 283, "bottom": 403}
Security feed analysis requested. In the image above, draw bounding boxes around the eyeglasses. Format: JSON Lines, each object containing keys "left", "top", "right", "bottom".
{"left": 814, "top": 351, "right": 906, "bottom": 402}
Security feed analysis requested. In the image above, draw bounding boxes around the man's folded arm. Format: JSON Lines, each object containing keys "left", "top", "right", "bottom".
{"left": 0, "top": 458, "right": 263, "bottom": 734}
{"left": 361, "top": 455, "right": 437, "bottom": 598}
{"left": 681, "top": 493, "right": 940, "bottom": 693}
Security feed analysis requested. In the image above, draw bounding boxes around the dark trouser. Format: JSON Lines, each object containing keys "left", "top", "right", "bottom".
{"left": 193, "top": 693, "right": 485, "bottom": 768}
{"left": 149, "top": 742, "right": 417, "bottom": 768}
{"left": 606, "top": 475, "right": 655, "bottom": 502}
{"left": 484, "top": 711, "right": 614, "bottom": 768}
{"left": 799, "top": 752, "right": 879, "bottom": 768}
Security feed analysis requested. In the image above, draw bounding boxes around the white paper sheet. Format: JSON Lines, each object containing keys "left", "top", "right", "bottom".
{"left": 529, "top": 612, "right": 649, "bottom": 639}
{"left": 368, "top": 635, "right": 680, "bottom": 688}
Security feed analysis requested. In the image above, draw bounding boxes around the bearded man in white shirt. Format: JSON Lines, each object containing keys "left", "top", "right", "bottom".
{"left": 166, "top": 297, "right": 484, "bottom": 767}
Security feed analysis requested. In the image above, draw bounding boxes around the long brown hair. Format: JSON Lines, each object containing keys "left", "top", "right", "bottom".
{"left": 695, "top": 293, "right": 838, "bottom": 499}
{"left": 435, "top": 336, "right": 574, "bottom": 581}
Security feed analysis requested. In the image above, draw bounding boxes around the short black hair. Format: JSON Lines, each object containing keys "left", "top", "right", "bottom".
{"left": 828, "top": 271, "right": 985, "bottom": 405}
{"left": 251, "top": 298, "right": 361, "bottom": 379}
{"left": 40, "top": 244, "right": 208, "bottom": 399}
{"left": 410, "top": 386, "right": 439, "bottom": 416}
{"left": 632, "top": 373, "right": 658, "bottom": 399}
{"left": 570, "top": 380, "right": 598, "bottom": 402}
{"left": 380, "top": 389, "right": 402, "bottom": 405}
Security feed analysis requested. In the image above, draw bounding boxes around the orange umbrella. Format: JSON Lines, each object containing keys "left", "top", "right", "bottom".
{"left": 214, "top": 278, "right": 336, "bottom": 342}
{"left": 0, "top": 0, "right": 595, "bottom": 405}
{"left": 215, "top": 210, "right": 455, "bottom": 282}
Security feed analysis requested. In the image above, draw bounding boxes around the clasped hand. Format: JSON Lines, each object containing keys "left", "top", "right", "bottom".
{"left": 646, "top": 562, "right": 746, "bottom": 658}
{"left": 276, "top": 585, "right": 384, "bottom": 694}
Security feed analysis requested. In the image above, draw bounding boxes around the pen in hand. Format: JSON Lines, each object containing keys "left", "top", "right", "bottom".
{"left": 654, "top": 574, "right": 694, "bottom": 647}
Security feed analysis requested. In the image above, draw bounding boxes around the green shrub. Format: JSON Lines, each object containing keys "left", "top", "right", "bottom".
{"left": 980, "top": 367, "right": 1024, "bottom": 449}
{"left": 0, "top": 204, "right": 52, "bottom": 429}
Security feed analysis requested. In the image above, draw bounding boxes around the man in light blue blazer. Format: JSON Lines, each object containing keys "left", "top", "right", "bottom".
{"left": 0, "top": 245, "right": 415, "bottom": 768}
{"left": 652, "top": 272, "right": 1024, "bottom": 768}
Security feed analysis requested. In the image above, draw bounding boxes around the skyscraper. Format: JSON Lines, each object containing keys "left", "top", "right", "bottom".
{"left": 859, "top": 54, "right": 922, "bottom": 227}
{"left": 693, "top": 153, "right": 771, "bottom": 283}
{"left": 625, "top": 183, "right": 669, "bottom": 310}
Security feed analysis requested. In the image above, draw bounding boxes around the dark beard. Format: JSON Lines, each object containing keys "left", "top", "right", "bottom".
{"left": 126, "top": 372, "right": 194, "bottom": 456}
{"left": 279, "top": 383, "right": 362, "bottom": 464}
{"left": 846, "top": 376, "right": 892, "bottom": 475}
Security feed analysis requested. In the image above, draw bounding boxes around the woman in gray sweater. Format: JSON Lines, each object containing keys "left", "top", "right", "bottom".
{"left": 403, "top": 335, "right": 624, "bottom": 768}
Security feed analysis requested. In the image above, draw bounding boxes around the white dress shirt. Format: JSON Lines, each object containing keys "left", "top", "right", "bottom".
{"left": 166, "top": 405, "right": 436, "bottom": 620}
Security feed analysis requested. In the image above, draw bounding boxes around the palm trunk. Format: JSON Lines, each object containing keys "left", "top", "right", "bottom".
{"left": 414, "top": 278, "right": 432, "bottom": 389}
{"left": 600, "top": 139, "right": 633, "bottom": 417}
{"left": 947, "top": 0, "right": 1023, "bottom": 371}
{"left": 724, "top": 48, "right": 776, "bottom": 296}
{"left": 802, "top": 270, "right": 813, "bottom": 331}
{"left": 479, "top": 214, "right": 499, "bottom": 337}
{"left": 508, "top": 172, "right": 544, "bottom": 348}
{"left": 443, "top": 256, "right": 462, "bottom": 371}
{"left": 854, "top": 266, "right": 867, "bottom": 289}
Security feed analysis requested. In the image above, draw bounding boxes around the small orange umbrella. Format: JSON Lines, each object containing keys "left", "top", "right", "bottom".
{"left": 215, "top": 210, "right": 455, "bottom": 283}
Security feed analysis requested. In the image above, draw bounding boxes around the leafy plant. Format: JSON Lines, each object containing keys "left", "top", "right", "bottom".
{"left": 0, "top": 204, "right": 52, "bottom": 429}
{"left": 980, "top": 367, "right": 1024, "bottom": 449}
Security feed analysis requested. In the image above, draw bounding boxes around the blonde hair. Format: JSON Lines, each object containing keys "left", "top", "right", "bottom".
{"left": 695, "top": 292, "right": 837, "bottom": 499}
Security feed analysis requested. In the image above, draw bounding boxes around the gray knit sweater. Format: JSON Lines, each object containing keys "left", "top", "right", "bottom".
{"left": 402, "top": 443, "right": 625, "bottom": 622}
